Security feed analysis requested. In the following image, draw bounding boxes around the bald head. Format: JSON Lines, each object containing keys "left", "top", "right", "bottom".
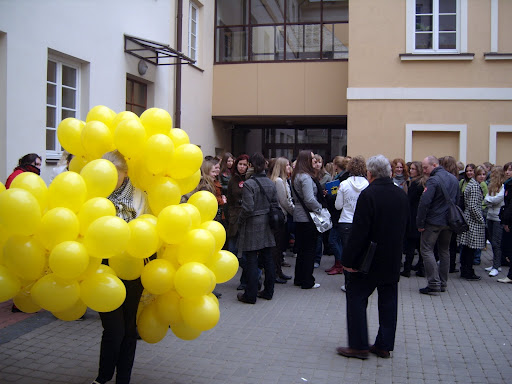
{"left": 422, "top": 156, "right": 439, "bottom": 176}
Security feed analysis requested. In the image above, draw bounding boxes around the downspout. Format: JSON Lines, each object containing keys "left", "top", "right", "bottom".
{"left": 175, "top": 0, "right": 183, "bottom": 128}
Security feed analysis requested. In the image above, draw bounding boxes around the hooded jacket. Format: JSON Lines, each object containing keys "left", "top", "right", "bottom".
{"left": 335, "top": 176, "right": 369, "bottom": 223}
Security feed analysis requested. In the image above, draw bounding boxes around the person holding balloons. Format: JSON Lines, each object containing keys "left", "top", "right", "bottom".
{"left": 5, "top": 153, "right": 42, "bottom": 188}
{"left": 236, "top": 152, "right": 279, "bottom": 304}
{"left": 92, "top": 150, "right": 149, "bottom": 384}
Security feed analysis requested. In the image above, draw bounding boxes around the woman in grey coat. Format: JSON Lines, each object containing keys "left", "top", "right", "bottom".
{"left": 457, "top": 176, "right": 486, "bottom": 280}
{"left": 292, "top": 150, "right": 323, "bottom": 289}
{"left": 237, "top": 152, "right": 279, "bottom": 304}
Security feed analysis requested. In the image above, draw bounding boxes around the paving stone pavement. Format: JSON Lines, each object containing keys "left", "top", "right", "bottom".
{"left": 1, "top": 249, "right": 512, "bottom": 384}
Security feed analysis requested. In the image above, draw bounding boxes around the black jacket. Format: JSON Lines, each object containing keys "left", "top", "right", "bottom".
{"left": 501, "top": 178, "right": 512, "bottom": 226}
{"left": 342, "top": 177, "right": 409, "bottom": 284}
{"left": 416, "top": 166, "right": 459, "bottom": 228}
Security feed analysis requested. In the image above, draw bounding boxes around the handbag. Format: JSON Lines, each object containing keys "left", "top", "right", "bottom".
{"left": 438, "top": 177, "right": 469, "bottom": 235}
{"left": 252, "top": 177, "right": 285, "bottom": 230}
{"left": 292, "top": 183, "right": 333, "bottom": 233}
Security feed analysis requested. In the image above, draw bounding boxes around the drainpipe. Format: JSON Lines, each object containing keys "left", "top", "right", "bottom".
{"left": 175, "top": 0, "right": 183, "bottom": 128}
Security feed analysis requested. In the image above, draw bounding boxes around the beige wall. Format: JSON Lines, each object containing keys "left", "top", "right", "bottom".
{"left": 499, "top": 0, "right": 512, "bottom": 53}
{"left": 496, "top": 132, "right": 512, "bottom": 166}
{"left": 347, "top": 100, "right": 512, "bottom": 164}
{"left": 212, "top": 62, "right": 348, "bottom": 116}
{"left": 348, "top": 0, "right": 512, "bottom": 88}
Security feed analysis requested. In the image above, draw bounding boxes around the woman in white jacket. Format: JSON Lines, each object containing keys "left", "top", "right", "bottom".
{"left": 484, "top": 166, "right": 505, "bottom": 277}
{"left": 335, "top": 156, "right": 369, "bottom": 291}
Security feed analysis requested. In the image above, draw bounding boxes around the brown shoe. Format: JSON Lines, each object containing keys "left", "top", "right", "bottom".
{"left": 369, "top": 345, "right": 391, "bottom": 358}
{"left": 336, "top": 346, "right": 369, "bottom": 359}
{"left": 327, "top": 267, "right": 344, "bottom": 275}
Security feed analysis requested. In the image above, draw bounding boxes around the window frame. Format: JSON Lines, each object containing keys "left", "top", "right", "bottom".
{"left": 189, "top": 1, "right": 199, "bottom": 62}
{"left": 406, "top": 0, "right": 468, "bottom": 54}
{"left": 46, "top": 56, "right": 80, "bottom": 160}
{"left": 126, "top": 76, "right": 148, "bottom": 117}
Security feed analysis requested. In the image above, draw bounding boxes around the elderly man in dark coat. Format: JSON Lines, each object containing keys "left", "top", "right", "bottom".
{"left": 237, "top": 152, "right": 279, "bottom": 304}
{"left": 337, "top": 154, "right": 409, "bottom": 360}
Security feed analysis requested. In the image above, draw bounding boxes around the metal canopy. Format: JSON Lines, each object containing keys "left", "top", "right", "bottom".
{"left": 124, "top": 34, "right": 195, "bottom": 66}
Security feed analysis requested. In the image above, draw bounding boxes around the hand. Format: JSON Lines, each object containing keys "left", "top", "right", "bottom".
{"left": 504, "top": 225, "right": 510, "bottom": 233}
{"left": 221, "top": 195, "right": 227, "bottom": 204}
{"left": 323, "top": 190, "right": 328, "bottom": 197}
{"left": 418, "top": 228, "right": 425, "bottom": 232}
{"left": 343, "top": 267, "right": 358, "bottom": 273}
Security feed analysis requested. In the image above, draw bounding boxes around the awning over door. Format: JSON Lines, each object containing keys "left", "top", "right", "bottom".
{"left": 124, "top": 34, "right": 195, "bottom": 66}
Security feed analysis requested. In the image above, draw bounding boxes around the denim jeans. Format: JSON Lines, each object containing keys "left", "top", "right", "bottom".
{"left": 488, "top": 220, "right": 503, "bottom": 269}
{"left": 329, "top": 222, "right": 343, "bottom": 263}
{"left": 420, "top": 225, "right": 451, "bottom": 289}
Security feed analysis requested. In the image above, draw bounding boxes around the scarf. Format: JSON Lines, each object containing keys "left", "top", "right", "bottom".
{"left": 393, "top": 174, "right": 406, "bottom": 188}
{"left": 107, "top": 177, "right": 137, "bottom": 223}
{"left": 15, "top": 164, "right": 40, "bottom": 175}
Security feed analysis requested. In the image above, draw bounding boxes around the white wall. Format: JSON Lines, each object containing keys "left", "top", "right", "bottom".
{"left": 0, "top": 0, "right": 176, "bottom": 183}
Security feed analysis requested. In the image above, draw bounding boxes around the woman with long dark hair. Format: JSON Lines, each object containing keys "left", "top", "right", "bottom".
{"left": 291, "top": 150, "right": 323, "bottom": 289}
{"left": 5, "top": 153, "right": 42, "bottom": 188}
{"left": 497, "top": 162, "right": 512, "bottom": 284}
{"left": 219, "top": 152, "right": 235, "bottom": 196}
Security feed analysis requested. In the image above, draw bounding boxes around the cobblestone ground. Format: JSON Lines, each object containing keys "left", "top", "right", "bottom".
{"left": 1, "top": 249, "right": 511, "bottom": 384}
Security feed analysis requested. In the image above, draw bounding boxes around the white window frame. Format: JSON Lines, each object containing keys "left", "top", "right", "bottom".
{"left": 406, "top": 0, "right": 468, "bottom": 54}
{"left": 46, "top": 56, "right": 80, "bottom": 160}
{"left": 489, "top": 125, "right": 512, "bottom": 164}
{"left": 405, "top": 124, "right": 467, "bottom": 163}
{"left": 188, "top": 2, "right": 199, "bottom": 62}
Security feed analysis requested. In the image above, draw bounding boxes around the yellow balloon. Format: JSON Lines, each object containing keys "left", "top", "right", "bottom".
{"left": 208, "top": 292, "right": 219, "bottom": 307}
{"left": 68, "top": 155, "right": 89, "bottom": 173}
{"left": 199, "top": 220, "right": 227, "bottom": 251}
{"left": 138, "top": 213, "right": 158, "bottom": 227}
{"left": 207, "top": 250, "right": 239, "bottom": 284}
{"left": 48, "top": 171, "right": 87, "bottom": 213}
{"left": 170, "top": 322, "right": 201, "bottom": 340}
{"left": 0, "top": 224, "right": 10, "bottom": 265}
{"left": 180, "top": 203, "right": 201, "bottom": 229}
{"left": 0, "top": 265, "right": 21, "bottom": 302}
{"left": 13, "top": 288, "right": 41, "bottom": 313}
{"left": 96, "top": 264, "right": 117, "bottom": 275}
{"left": 114, "top": 118, "right": 147, "bottom": 159}
{"left": 143, "top": 134, "right": 175, "bottom": 175}
{"left": 140, "top": 108, "right": 172, "bottom": 137}
{"left": 155, "top": 289, "right": 183, "bottom": 326}
{"left": 3, "top": 235, "right": 46, "bottom": 281}
{"left": 180, "top": 295, "right": 220, "bottom": 331}
{"left": 127, "top": 157, "right": 159, "bottom": 191}
{"left": 167, "top": 144, "right": 203, "bottom": 180}
{"left": 173, "top": 170, "right": 201, "bottom": 195}
{"left": 77, "top": 197, "right": 116, "bottom": 236}
{"left": 187, "top": 191, "right": 218, "bottom": 223}
{"left": 158, "top": 244, "right": 181, "bottom": 270}
{"left": 80, "top": 159, "right": 118, "bottom": 199}
{"left": 174, "top": 262, "right": 215, "bottom": 298}
{"left": 147, "top": 177, "right": 181, "bottom": 215}
{"left": 81, "top": 120, "right": 114, "bottom": 159}
{"left": 137, "top": 302, "right": 168, "bottom": 343}
{"left": 77, "top": 255, "right": 103, "bottom": 281}
{"left": 80, "top": 273, "right": 126, "bottom": 312}
{"left": 0, "top": 181, "right": 5, "bottom": 193}
{"left": 110, "top": 110, "right": 140, "bottom": 134}
{"left": 84, "top": 216, "right": 130, "bottom": 259}
{"left": 53, "top": 299, "right": 87, "bottom": 321}
{"left": 86, "top": 105, "right": 116, "bottom": 127}
{"left": 10, "top": 172, "right": 48, "bottom": 213}
{"left": 169, "top": 128, "right": 190, "bottom": 147}
{"left": 177, "top": 229, "right": 216, "bottom": 265}
{"left": 125, "top": 218, "right": 159, "bottom": 259}
{"left": 49, "top": 241, "right": 89, "bottom": 280}
{"left": 141, "top": 259, "right": 176, "bottom": 295}
{"left": 156, "top": 205, "right": 191, "bottom": 244}
{"left": 31, "top": 274, "right": 80, "bottom": 312}
{"left": 57, "top": 118, "right": 86, "bottom": 156}
{"left": 109, "top": 252, "right": 144, "bottom": 280}
{"left": 0, "top": 188, "right": 41, "bottom": 236}
{"left": 36, "top": 207, "right": 79, "bottom": 250}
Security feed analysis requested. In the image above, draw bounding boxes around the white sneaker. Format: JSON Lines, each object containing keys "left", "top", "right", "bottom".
{"left": 489, "top": 268, "right": 499, "bottom": 277}
{"left": 312, "top": 283, "right": 320, "bottom": 289}
{"left": 485, "top": 266, "right": 493, "bottom": 272}
{"left": 314, "top": 263, "right": 320, "bottom": 268}
{"left": 340, "top": 285, "right": 346, "bottom": 292}
{"left": 499, "top": 267, "right": 502, "bottom": 271}
{"left": 498, "top": 277, "right": 512, "bottom": 284}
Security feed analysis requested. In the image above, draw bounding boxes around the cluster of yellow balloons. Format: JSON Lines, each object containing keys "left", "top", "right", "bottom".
{"left": 0, "top": 106, "right": 239, "bottom": 343}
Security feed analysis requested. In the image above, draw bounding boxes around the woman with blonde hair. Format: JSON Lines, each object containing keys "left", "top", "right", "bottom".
{"left": 484, "top": 166, "right": 505, "bottom": 277}
{"left": 196, "top": 158, "right": 227, "bottom": 225}
{"left": 270, "top": 157, "right": 294, "bottom": 283}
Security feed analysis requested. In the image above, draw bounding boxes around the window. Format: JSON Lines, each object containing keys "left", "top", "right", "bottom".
{"left": 46, "top": 58, "right": 79, "bottom": 158}
{"left": 407, "top": 0, "right": 467, "bottom": 53}
{"left": 189, "top": 2, "right": 199, "bottom": 61}
{"left": 215, "top": 0, "right": 349, "bottom": 63}
{"left": 126, "top": 77, "right": 147, "bottom": 116}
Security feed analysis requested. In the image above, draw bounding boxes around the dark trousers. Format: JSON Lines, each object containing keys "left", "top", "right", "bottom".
{"left": 294, "top": 222, "right": 318, "bottom": 289}
{"left": 272, "top": 225, "right": 286, "bottom": 278}
{"left": 503, "top": 230, "right": 512, "bottom": 278}
{"left": 97, "top": 278, "right": 144, "bottom": 384}
{"left": 460, "top": 245, "right": 476, "bottom": 278}
{"left": 449, "top": 232, "right": 457, "bottom": 271}
{"left": 244, "top": 247, "right": 275, "bottom": 302}
{"left": 346, "top": 274, "right": 398, "bottom": 351}
{"left": 403, "top": 236, "right": 421, "bottom": 273}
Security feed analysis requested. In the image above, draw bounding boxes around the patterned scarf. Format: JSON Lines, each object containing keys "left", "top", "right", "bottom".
{"left": 107, "top": 177, "right": 137, "bottom": 223}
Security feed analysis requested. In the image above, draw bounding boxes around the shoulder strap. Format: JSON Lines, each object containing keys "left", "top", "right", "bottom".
{"left": 252, "top": 177, "right": 271, "bottom": 206}
{"left": 436, "top": 176, "right": 454, "bottom": 205}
